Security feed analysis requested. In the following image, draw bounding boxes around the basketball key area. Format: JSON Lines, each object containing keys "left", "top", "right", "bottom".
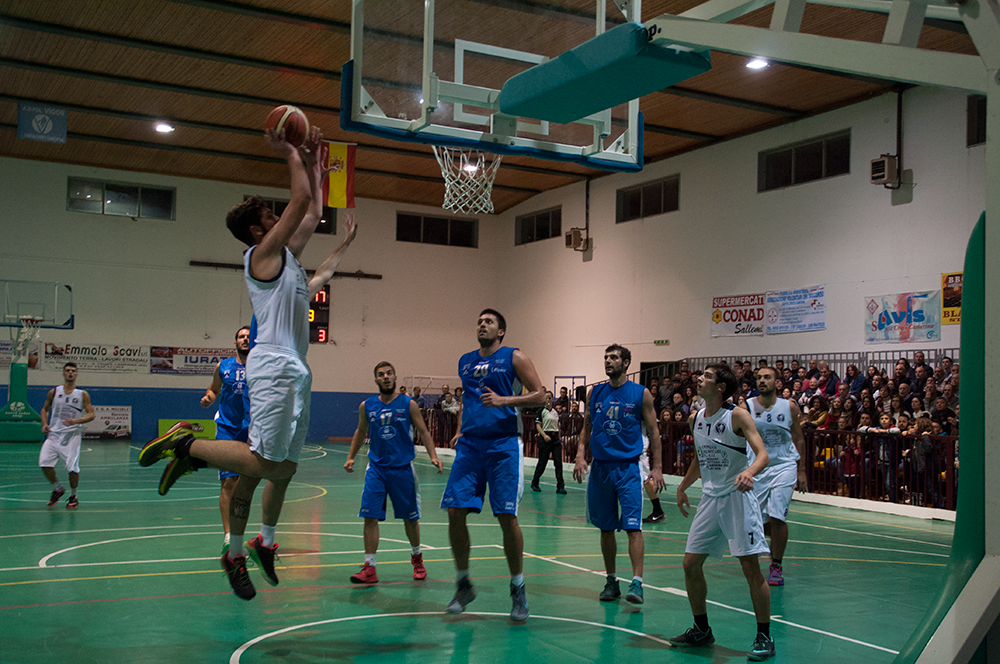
{"left": 1, "top": 440, "right": 951, "bottom": 663}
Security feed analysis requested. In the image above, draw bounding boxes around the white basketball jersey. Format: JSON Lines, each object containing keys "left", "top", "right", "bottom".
{"left": 244, "top": 246, "right": 311, "bottom": 357}
{"left": 49, "top": 385, "right": 84, "bottom": 433}
{"left": 747, "top": 397, "right": 799, "bottom": 469}
{"left": 692, "top": 405, "right": 749, "bottom": 497}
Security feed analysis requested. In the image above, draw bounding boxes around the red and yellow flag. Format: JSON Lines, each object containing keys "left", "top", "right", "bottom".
{"left": 321, "top": 141, "right": 355, "bottom": 208}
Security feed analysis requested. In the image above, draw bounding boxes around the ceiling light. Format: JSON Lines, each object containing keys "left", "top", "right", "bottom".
{"left": 746, "top": 59, "right": 769, "bottom": 69}
{"left": 155, "top": 123, "right": 175, "bottom": 133}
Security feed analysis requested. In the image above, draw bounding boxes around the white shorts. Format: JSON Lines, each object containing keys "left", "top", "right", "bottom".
{"left": 685, "top": 490, "right": 769, "bottom": 559}
{"left": 639, "top": 434, "right": 650, "bottom": 481}
{"left": 246, "top": 345, "right": 312, "bottom": 464}
{"left": 39, "top": 429, "right": 82, "bottom": 473}
{"left": 754, "top": 462, "right": 797, "bottom": 522}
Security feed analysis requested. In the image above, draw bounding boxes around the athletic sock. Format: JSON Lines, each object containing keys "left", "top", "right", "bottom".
{"left": 174, "top": 435, "right": 196, "bottom": 459}
{"left": 51, "top": 481, "right": 60, "bottom": 489}
{"left": 260, "top": 524, "right": 276, "bottom": 547}
{"left": 650, "top": 498, "right": 663, "bottom": 514}
{"left": 70, "top": 487, "right": 76, "bottom": 497}
{"left": 511, "top": 573, "right": 524, "bottom": 587}
{"left": 229, "top": 539, "right": 245, "bottom": 558}
{"left": 632, "top": 575, "right": 642, "bottom": 584}
{"left": 771, "top": 558, "right": 782, "bottom": 567}
{"left": 365, "top": 553, "right": 376, "bottom": 566}
{"left": 757, "top": 622, "right": 770, "bottom": 637}
{"left": 457, "top": 569, "right": 470, "bottom": 582}
{"left": 411, "top": 545, "right": 421, "bottom": 556}
{"left": 694, "top": 614, "right": 710, "bottom": 632}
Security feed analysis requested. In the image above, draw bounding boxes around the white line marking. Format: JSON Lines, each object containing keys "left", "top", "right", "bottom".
{"left": 787, "top": 519, "right": 951, "bottom": 548}
{"left": 786, "top": 539, "right": 949, "bottom": 558}
{"left": 230, "top": 612, "right": 672, "bottom": 663}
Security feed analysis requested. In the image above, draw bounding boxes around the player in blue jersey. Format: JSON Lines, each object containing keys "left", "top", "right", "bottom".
{"left": 185, "top": 325, "right": 252, "bottom": 554}
{"left": 139, "top": 125, "right": 358, "bottom": 600}
{"left": 441, "top": 309, "right": 546, "bottom": 622}
{"left": 670, "top": 363, "right": 775, "bottom": 661}
{"left": 344, "top": 361, "right": 443, "bottom": 584}
{"left": 573, "top": 345, "right": 664, "bottom": 606}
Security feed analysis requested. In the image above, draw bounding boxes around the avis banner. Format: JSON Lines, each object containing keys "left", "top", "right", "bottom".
{"left": 864, "top": 291, "right": 942, "bottom": 344}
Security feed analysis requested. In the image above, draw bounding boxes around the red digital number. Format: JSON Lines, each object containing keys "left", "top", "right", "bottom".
{"left": 318, "top": 329, "right": 327, "bottom": 343}
{"left": 314, "top": 289, "right": 327, "bottom": 303}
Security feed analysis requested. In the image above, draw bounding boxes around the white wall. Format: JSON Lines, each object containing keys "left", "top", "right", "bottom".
{"left": 495, "top": 87, "right": 985, "bottom": 386}
{"left": 0, "top": 86, "right": 984, "bottom": 392}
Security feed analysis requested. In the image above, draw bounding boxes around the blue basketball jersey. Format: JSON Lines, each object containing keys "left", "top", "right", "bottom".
{"left": 215, "top": 356, "right": 250, "bottom": 430}
{"left": 364, "top": 394, "right": 415, "bottom": 467}
{"left": 248, "top": 315, "right": 258, "bottom": 351}
{"left": 588, "top": 380, "right": 646, "bottom": 461}
{"left": 458, "top": 346, "right": 522, "bottom": 439}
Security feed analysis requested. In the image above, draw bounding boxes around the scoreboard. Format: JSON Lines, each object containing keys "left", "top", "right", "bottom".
{"left": 309, "top": 285, "right": 329, "bottom": 343}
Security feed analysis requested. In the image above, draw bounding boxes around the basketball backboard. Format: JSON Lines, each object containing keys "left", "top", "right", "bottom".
{"left": 0, "top": 280, "right": 74, "bottom": 330}
{"left": 343, "top": 0, "right": 649, "bottom": 172}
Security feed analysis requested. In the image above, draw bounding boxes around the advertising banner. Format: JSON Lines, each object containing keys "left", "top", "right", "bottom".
{"left": 864, "top": 291, "right": 941, "bottom": 344}
{"left": 0, "top": 341, "right": 41, "bottom": 371}
{"left": 149, "top": 347, "right": 236, "bottom": 375}
{"left": 711, "top": 293, "right": 765, "bottom": 337}
{"left": 941, "top": 272, "right": 962, "bottom": 325}
{"left": 765, "top": 285, "right": 826, "bottom": 334}
{"left": 158, "top": 419, "right": 217, "bottom": 439}
{"left": 83, "top": 406, "right": 132, "bottom": 440}
{"left": 18, "top": 102, "right": 67, "bottom": 144}
{"left": 43, "top": 342, "right": 149, "bottom": 373}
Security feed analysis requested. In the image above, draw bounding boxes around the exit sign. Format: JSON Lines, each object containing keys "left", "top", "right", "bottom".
{"left": 653, "top": 339, "right": 669, "bottom": 346}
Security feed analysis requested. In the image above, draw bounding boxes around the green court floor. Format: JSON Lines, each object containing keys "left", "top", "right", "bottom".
{"left": 0, "top": 441, "right": 953, "bottom": 663}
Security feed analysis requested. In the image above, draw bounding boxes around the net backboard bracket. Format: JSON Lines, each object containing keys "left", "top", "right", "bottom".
{"left": 343, "top": 0, "right": 645, "bottom": 172}
{"left": 0, "top": 280, "right": 75, "bottom": 331}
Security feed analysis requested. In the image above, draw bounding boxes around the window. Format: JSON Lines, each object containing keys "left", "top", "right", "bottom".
{"left": 515, "top": 207, "right": 562, "bottom": 246}
{"left": 395, "top": 212, "right": 478, "bottom": 248}
{"left": 616, "top": 175, "right": 679, "bottom": 223}
{"left": 252, "top": 196, "right": 336, "bottom": 235}
{"left": 758, "top": 131, "right": 850, "bottom": 192}
{"left": 68, "top": 178, "right": 176, "bottom": 220}
{"left": 968, "top": 95, "right": 986, "bottom": 147}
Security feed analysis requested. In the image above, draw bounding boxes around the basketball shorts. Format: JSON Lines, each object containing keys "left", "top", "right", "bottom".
{"left": 440, "top": 435, "right": 523, "bottom": 516}
{"left": 216, "top": 421, "right": 249, "bottom": 480}
{"left": 754, "top": 462, "right": 798, "bottom": 522}
{"left": 638, "top": 433, "right": 650, "bottom": 481}
{"left": 586, "top": 459, "right": 643, "bottom": 532}
{"left": 38, "top": 429, "right": 82, "bottom": 474}
{"left": 684, "top": 490, "right": 769, "bottom": 559}
{"left": 360, "top": 462, "right": 421, "bottom": 522}
{"left": 246, "top": 345, "right": 311, "bottom": 464}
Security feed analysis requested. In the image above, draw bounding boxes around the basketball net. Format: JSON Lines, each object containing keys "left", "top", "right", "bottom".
{"left": 432, "top": 146, "right": 502, "bottom": 215}
{"left": 12, "top": 317, "right": 41, "bottom": 365}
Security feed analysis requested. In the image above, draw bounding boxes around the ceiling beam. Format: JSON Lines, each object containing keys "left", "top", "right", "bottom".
{"left": 663, "top": 86, "right": 803, "bottom": 118}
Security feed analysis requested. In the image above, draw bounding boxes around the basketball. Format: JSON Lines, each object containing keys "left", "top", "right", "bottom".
{"left": 264, "top": 105, "right": 309, "bottom": 147}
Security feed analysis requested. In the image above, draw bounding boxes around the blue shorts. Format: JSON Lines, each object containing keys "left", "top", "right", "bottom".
{"left": 440, "top": 435, "right": 523, "bottom": 516}
{"left": 587, "top": 459, "right": 643, "bottom": 532}
{"left": 216, "top": 421, "right": 249, "bottom": 481}
{"left": 360, "top": 462, "right": 421, "bottom": 522}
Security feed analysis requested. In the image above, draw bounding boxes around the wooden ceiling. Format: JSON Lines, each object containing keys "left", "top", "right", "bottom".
{"left": 0, "top": 0, "right": 978, "bottom": 213}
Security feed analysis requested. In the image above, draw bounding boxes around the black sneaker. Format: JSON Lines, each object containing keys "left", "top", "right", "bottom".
{"left": 747, "top": 633, "right": 775, "bottom": 661}
{"left": 66, "top": 495, "right": 78, "bottom": 510}
{"left": 668, "top": 625, "right": 715, "bottom": 647}
{"left": 247, "top": 535, "right": 280, "bottom": 586}
{"left": 642, "top": 511, "right": 666, "bottom": 523}
{"left": 555, "top": 486, "right": 567, "bottom": 495}
{"left": 530, "top": 484, "right": 541, "bottom": 492}
{"left": 445, "top": 578, "right": 476, "bottom": 613}
{"left": 599, "top": 577, "right": 621, "bottom": 601}
{"left": 221, "top": 554, "right": 257, "bottom": 600}
{"left": 47, "top": 486, "right": 65, "bottom": 506}
{"left": 139, "top": 422, "right": 193, "bottom": 467}
{"left": 510, "top": 582, "right": 529, "bottom": 621}
{"left": 159, "top": 457, "right": 194, "bottom": 496}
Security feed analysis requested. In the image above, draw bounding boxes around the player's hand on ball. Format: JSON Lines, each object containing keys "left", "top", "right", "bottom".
{"left": 264, "top": 127, "right": 295, "bottom": 158}
{"left": 677, "top": 487, "right": 690, "bottom": 517}
{"left": 343, "top": 459, "right": 355, "bottom": 473}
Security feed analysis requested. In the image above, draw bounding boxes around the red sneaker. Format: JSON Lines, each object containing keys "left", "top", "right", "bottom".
{"left": 350, "top": 562, "right": 378, "bottom": 584}
{"left": 411, "top": 553, "right": 427, "bottom": 580}
{"left": 66, "top": 495, "right": 79, "bottom": 510}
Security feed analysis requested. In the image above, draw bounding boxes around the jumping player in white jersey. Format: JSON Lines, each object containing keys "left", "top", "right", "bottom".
{"left": 39, "top": 362, "right": 95, "bottom": 509}
{"left": 440, "top": 309, "right": 546, "bottom": 622}
{"left": 139, "top": 125, "right": 357, "bottom": 600}
{"left": 743, "top": 366, "right": 807, "bottom": 586}
{"left": 670, "top": 363, "right": 775, "bottom": 661}
{"left": 344, "top": 361, "right": 443, "bottom": 584}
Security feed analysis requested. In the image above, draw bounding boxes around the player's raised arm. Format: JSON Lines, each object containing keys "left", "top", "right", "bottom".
{"left": 344, "top": 402, "right": 369, "bottom": 473}
{"left": 409, "top": 399, "right": 443, "bottom": 473}
{"left": 288, "top": 127, "right": 331, "bottom": 259}
{"left": 201, "top": 365, "right": 224, "bottom": 408}
{"left": 308, "top": 212, "right": 358, "bottom": 298}
{"left": 249, "top": 128, "right": 314, "bottom": 281}
{"left": 573, "top": 388, "right": 593, "bottom": 482}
